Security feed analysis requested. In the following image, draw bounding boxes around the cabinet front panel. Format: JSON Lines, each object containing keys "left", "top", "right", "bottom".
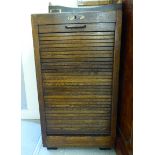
{"left": 37, "top": 21, "right": 115, "bottom": 136}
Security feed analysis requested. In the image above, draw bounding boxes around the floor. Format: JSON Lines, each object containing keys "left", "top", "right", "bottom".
{"left": 21, "top": 119, "right": 116, "bottom": 155}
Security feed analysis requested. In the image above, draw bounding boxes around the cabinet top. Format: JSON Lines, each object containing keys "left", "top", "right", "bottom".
{"left": 48, "top": 3, "right": 122, "bottom": 14}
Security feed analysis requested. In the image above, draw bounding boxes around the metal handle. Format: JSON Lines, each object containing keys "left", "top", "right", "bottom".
{"left": 65, "top": 25, "right": 86, "bottom": 29}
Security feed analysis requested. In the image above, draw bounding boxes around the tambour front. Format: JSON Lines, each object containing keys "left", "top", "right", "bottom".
{"left": 31, "top": 5, "right": 122, "bottom": 148}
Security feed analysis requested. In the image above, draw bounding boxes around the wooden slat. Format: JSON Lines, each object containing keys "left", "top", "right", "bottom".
{"left": 45, "top": 108, "right": 111, "bottom": 113}
{"left": 43, "top": 78, "right": 111, "bottom": 83}
{"left": 39, "top": 42, "right": 114, "bottom": 48}
{"left": 44, "top": 94, "right": 111, "bottom": 98}
{"left": 40, "top": 51, "right": 113, "bottom": 56}
{"left": 42, "top": 67, "right": 112, "bottom": 72}
{"left": 41, "top": 64, "right": 112, "bottom": 70}
{"left": 39, "top": 35, "right": 114, "bottom": 41}
{"left": 44, "top": 88, "right": 112, "bottom": 93}
{"left": 46, "top": 127, "right": 110, "bottom": 132}
{"left": 46, "top": 129, "right": 110, "bottom": 135}
{"left": 41, "top": 62, "right": 113, "bottom": 68}
{"left": 42, "top": 72, "right": 112, "bottom": 76}
{"left": 41, "top": 58, "right": 113, "bottom": 63}
{"left": 45, "top": 106, "right": 111, "bottom": 111}
{"left": 42, "top": 74, "right": 112, "bottom": 80}
{"left": 43, "top": 82, "right": 111, "bottom": 87}
{"left": 40, "top": 52, "right": 113, "bottom": 58}
{"left": 46, "top": 119, "right": 110, "bottom": 126}
{"left": 44, "top": 91, "right": 111, "bottom": 96}
{"left": 44, "top": 98, "right": 112, "bottom": 103}
{"left": 46, "top": 119, "right": 110, "bottom": 123}
{"left": 45, "top": 115, "right": 111, "bottom": 120}
{"left": 39, "top": 23, "right": 115, "bottom": 33}
{"left": 46, "top": 112, "right": 111, "bottom": 117}
{"left": 39, "top": 31, "right": 114, "bottom": 37}
{"left": 40, "top": 39, "right": 114, "bottom": 44}
{"left": 45, "top": 103, "right": 111, "bottom": 108}
{"left": 40, "top": 46, "right": 113, "bottom": 52}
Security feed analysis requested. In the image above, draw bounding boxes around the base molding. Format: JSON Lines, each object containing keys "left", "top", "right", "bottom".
{"left": 46, "top": 136, "right": 114, "bottom": 148}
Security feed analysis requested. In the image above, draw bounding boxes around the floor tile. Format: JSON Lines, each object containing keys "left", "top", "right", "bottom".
{"left": 21, "top": 119, "right": 41, "bottom": 155}
{"left": 38, "top": 146, "right": 116, "bottom": 155}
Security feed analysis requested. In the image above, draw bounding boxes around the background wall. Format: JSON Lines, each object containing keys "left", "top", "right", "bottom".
{"left": 21, "top": 0, "right": 78, "bottom": 119}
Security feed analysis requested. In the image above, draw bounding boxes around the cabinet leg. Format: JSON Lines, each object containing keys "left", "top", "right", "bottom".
{"left": 47, "top": 147, "right": 58, "bottom": 150}
{"left": 99, "top": 147, "right": 111, "bottom": 150}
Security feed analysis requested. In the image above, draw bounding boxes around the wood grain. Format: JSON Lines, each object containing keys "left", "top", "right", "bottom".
{"left": 46, "top": 136, "right": 114, "bottom": 147}
{"left": 31, "top": 5, "right": 122, "bottom": 148}
{"left": 39, "top": 23, "right": 115, "bottom": 33}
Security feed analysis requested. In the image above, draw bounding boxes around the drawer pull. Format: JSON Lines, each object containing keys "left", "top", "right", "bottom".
{"left": 65, "top": 25, "right": 86, "bottom": 29}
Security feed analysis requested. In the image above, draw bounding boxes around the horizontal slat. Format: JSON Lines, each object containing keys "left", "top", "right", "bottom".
{"left": 39, "top": 32, "right": 115, "bottom": 37}
{"left": 46, "top": 119, "right": 110, "bottom": 126}
{"left": 41, "top": 62, "right": 113, "bottom": 68}
{"left": 43, "top": 78, "right": 111, "bottom": 83}
{"left": 46, "top": 106, "right": 111, "bottom": 111}
{"left": 47, "top": 119, "right": 110, "bottom": 123}
{"left": 41, "top": 64, "right": 112, "bottom": 70}
{"left": 42, "top": 74, "right": 112, "bottom": 80}
{"left": 46, "top": 129, "right": 110, "bottom": 135}
{"left": 45, "top": 115, "right": 111, "bottom": 120}
{"left": 44, "top": 91, "right": 111, "bottom": 96}
{"left": 39, "top": 23, "right": 115, "bottom": 33}
{"left": 39, "top": 35, "right": 114, "bottom": 41}
{"left": 43, "top": 85, "right": 112, "bottom": 89}
{"left": 42, "top": 69, "right": 112, "bottom": 73}
{"left": 40, "top": 39, "right": 114, "bottom": 44}
{"left": 43, "top": 82, "right": 111, "bottom": 87}
{"left": 44, "top": 88, "right": 112, "bottom": 93}
{"left": 40, "top": 51, "right": 113, "bottom": 56}
{"left": 46, "top": 124, "right": 110, "bottom": 128}
{"left": 45, "top": 103, "right": 111, "bottom": 108}
{"left": 46, "top": 126, "right": 110, "bottom": 131}
{"left": 46, "top": 112, "right": 110, "bottom": 115}
{"left": 44, "top": 98, "right": 112, "bottom": 102}
{"left": 40, "top": 46, "right": 113, "bottom": 52}
{"left": 44, "top": 94, "right": 111, "bottom": 98}
{"left": 40, "top": 52, "right": 113, "bottom": 58}
{"left": 46, "top": 112, "right": 111, "bottom": 117}
{"left": 39, "top": 42, "right": 114, "bottom": 48}
{"left": 41, "top": 58, "right": 113, "bottom": 63}
{"left": 42, "top": 72, "right": 112, "bottom": 76}
{"left": 47, "top": 130, "right": 110, "bottom": 134}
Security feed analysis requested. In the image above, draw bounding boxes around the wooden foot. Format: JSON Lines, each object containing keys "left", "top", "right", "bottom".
{"left": 47, "top": 147, "right": 58, "bottom": 150}
{"left": 99, "top": 147, "right": 111, "bottom": 150}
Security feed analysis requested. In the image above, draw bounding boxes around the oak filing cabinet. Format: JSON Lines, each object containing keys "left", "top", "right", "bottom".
{"left": 31, "top": 3, "right": 122, "bottom": 148}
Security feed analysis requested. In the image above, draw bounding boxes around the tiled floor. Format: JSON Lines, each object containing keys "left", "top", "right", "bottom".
{"left": 21, "top": 119, "right": 116, "bottom": 155}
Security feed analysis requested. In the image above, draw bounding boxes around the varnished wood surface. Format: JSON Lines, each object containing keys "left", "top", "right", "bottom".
{"left": 32, "top": 11, "right": 116, "bottom": 25}
{"left": 39, "top": 23, "right": 115, "bottom": 33}
{"left": 31, "top": 17, "right": 47, "bottom": 146}
{"left": 46, "top": 136, "right": 114, "bottom": 147}
{"left": 78, "top": 0, "right": 113, "bottom": 6}
{"left": 116, "top": 0, "right": 133, "bottom": 155}
{"left": 111, "top": 10, "right": 122, "bottom": 139}
{"left": 31, "top": 6, "right": 122, "bottom": 148}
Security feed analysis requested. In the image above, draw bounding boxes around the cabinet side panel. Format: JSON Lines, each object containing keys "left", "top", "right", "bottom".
{"left": 31, "top": 15, "right": 47, "bottom": 146}
{"left": 111, "top": 10, "right": 122, "bottom": 140}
